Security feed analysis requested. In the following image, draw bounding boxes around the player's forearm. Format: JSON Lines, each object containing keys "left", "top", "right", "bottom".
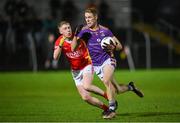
{"left": 53, "top": 47, "right": 61, "bottom": 60}
{"left": 71, "top": 36, "right": 77, "bottom": 51}
{"left": 115, "top": 43, "right": 122, "bottom": 51}
{"left": 71, "top": 36, "right": 79, "bottom": 51}
{"left": 113, "top": 37, "right": 123, "bottom": 51}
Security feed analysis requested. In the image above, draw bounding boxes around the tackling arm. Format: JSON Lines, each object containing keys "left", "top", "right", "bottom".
{"left": 71, "top": 36, "right": 80, "bottom": 51}
{"left": 71, "top": 25, "right": 83, "bottom": 51}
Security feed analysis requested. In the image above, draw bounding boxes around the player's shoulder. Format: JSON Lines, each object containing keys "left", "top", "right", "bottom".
{"left": 99, "top": 25, "right": 110, "bottom": 31}
{"left": 55, "top": 35, "right": 63, "bottom": 46}
{"left": 81, "top": 25, "right": 89, "bottom": 31}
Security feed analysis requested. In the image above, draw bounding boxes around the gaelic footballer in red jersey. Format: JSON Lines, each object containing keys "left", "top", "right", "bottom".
{"left": 54, "top": 35, "right": 91, "bottom": 70}
{"left": 53, "top": 21, "right": 109, "bottom": 115}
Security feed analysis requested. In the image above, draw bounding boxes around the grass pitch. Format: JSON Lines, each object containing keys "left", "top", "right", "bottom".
{"left": 0, "top": 69, "right": 180, "bottom": 122}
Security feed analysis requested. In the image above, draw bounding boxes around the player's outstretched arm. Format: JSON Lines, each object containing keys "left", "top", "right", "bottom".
{"left": 71, "top": 36, "right": 80, "bottom": 51}
{"left": 71, "top": 25, "right": 83, "bottom": 51}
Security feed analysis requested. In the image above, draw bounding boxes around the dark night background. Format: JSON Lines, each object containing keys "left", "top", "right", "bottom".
{"left": 0, "top": 0, "right": 180, "bottom": 71}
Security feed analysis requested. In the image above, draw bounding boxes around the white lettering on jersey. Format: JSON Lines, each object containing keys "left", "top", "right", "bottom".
{"left": 66, "top": 49, "right": 83, "bottom": 58}
{"left": 97, "top": 38, "right": 101, "bottom": 43}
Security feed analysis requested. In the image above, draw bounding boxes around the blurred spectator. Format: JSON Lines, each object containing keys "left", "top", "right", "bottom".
{"left": 61, "top": 0, "right": 78, "bottom": 28}
{"left": 4, "top": 0, "right": 16, "bottom": 19}
{"left": 98, "top": 0, "right": 109, "bottom": 18}
{"left": 86, "top": 0, "right": 97, "bottom": 9}
{"left": 33, "top": 16, "right": 43, "bottom": 48}
{"left": 44, "top": 33, "right": 58, "bottom": 69}
{"left": 4, "top": 0, "right": 30, "bottom": 46}
{"left": 156, "top": 0, "right": 180, "bottom": 28}
{"left": 16, "top": 0, "right": 29, "bottom": 18}
{"left": 42, "top": 15, "right": 58, "bottom": 69}
{"left": 43, "top": 15, "right": 57, "bottom": 35}
{"left": 4, "top": 0, "right": 29, "bottom": 23}
{"left": 98, "top": 0, "right": 115, "bottom": 30}
{"left": 0, "top": 14, "right": 8, "bottom": 52}
{"left": 49, "top": 0, "right": 62, "bottom": 19}
{"left": 14, "top": 0, "right": 30, "bottom": 48}
{"left": 132, "top": 0, "right": 160, "bottom": 23}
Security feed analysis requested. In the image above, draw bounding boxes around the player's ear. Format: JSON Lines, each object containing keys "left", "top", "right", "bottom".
{"left": 95, "top": 15, "right": 98, "bottom": 20}
{"left": 59, "top": 28, "right": 62, "bottom": 34}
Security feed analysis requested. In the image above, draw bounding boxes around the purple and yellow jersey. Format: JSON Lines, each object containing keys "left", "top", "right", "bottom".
{"left": 77, "top": 25, "right": 113, "bottom": 66}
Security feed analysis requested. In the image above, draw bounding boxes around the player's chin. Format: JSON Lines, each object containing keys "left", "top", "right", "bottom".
{"left": 67, "top": 33, "right": 72, "bottom": 37}
{"left": 87, "top": 23, "right": 93, "bottom": 28}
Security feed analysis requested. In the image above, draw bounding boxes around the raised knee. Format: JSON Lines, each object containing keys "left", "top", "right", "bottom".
{"left": 83, "top": 84, "right": 90, "bottom": 91}
{"left": 102, "top": 79, "right": 110, "bottom": 85}
{"left": 81, "top": 94, "right": 91, "bottom": 102}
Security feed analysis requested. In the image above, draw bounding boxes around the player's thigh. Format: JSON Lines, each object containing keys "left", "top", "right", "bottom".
{"left": 102, "top": 64, "right": 115, "bottom": 82}
{"left": 82, "top": 64, "right": 94, "bottom": 86}
{"left": 94, "top": 65, "right": 103, "bottom": 81}
{"left": 94, "top": 58, "right": 116, "bottom": 82}
{"left": 71, "top": 70, "right": 83, "bottom": 86}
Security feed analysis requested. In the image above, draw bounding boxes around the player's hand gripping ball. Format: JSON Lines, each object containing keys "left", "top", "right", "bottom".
{"left": 101, "top": 37, "right": 116, "bottom": 52}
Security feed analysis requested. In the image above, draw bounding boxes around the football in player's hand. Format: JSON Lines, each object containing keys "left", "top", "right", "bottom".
{"left": 101, "top": 37, "right": 115, "bottom": 50}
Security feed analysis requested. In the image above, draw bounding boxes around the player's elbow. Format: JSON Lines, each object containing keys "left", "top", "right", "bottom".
{"left": 119, "top": 44, "right": 123, "bottom": 50}
{"left": 116, "top": 44, "right": 123, "bottom": 50}
{"left": 53, "top": 52, "right": 59, "bottom": 60}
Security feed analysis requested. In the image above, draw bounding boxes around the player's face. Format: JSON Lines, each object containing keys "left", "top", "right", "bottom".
{"left": 85, "top": 12, "right": 97, "bottom": 28}
{"left": 59, "top": 24, "right": 72, "bottom": 38}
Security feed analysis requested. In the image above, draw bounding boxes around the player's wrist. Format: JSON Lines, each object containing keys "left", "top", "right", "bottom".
{"left": 74, "top": 24, "right": 83, "bottom": 36}
{"left": 74, "top": 32, "right": 79, "bottom": 37}
{"left": 110, "top": 44, "right": 116, "bottom": 51}
{"left": 59, "top": 45, "right": 62, "bottom": 48}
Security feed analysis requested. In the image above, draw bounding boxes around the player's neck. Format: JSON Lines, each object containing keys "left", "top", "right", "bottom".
{"left": 63, "top": 36, "right": 72, "bottom": 41}
{"left": 89, "top": 23, "right": 99, "bottom": 31}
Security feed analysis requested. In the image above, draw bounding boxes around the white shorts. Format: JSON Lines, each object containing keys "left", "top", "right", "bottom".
{"left": 71, "top": 64, "right": 93, "bottom": 86}
{"left": 93, "top": 58, "right": 116, "bottom": 80}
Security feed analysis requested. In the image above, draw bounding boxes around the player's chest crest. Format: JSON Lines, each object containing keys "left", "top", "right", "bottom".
{"left": 100, "top": 31, "right": 105, "bottom": 37}
{"left": 91, "top": 31, "right": 105, "bottom": 43}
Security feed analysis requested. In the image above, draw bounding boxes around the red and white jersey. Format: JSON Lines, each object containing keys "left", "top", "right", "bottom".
{"left": 54, "top": 35, "right": 92, "bottom": 70}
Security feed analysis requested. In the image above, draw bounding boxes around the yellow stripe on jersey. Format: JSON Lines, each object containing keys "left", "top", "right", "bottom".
{"left": 59, "top": 36, "right": 66, "bottom": 47}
